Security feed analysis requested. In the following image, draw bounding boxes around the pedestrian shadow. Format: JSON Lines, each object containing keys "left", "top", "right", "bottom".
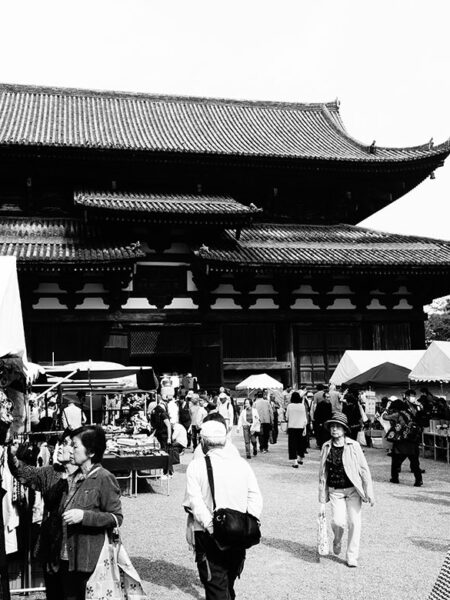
{"left": 394, "top": 494, "right": 450, "bottom": 507}
{"left": 131, "top": 557, "right": 203, "bottom": 600}
{"left": 408, "top": 537, "right": 449, "bottom": 553}
{"left": 261, "top": 536, "right": 317, "bottom": 563}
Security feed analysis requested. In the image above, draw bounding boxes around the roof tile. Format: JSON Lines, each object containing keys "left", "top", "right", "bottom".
{"left": 0, "top": 217, "right": 143, "bottom": 269}
{"left": 196, "top": 224, "right": 450, "bottom": 272}
{"left": 0, "top": 83, "right": 448, "bottom": 163}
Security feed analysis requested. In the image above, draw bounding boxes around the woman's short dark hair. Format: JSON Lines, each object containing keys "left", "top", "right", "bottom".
{"left": 244, "top": 398, "right": 253, "bottom": 406}
{"left": 290, "top": 391, "right": 302, "bottom": 404}
{"left": 71, "top": 425, "right": 106, "bottom": 463}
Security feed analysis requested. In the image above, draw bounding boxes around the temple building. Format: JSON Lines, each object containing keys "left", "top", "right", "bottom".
{"left": 1, "top": 82, "right": 450, "bottom": 389}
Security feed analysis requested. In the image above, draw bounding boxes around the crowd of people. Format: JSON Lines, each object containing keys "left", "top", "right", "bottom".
{"left": 4, "top": 378, "right": 449, "bottom": 600}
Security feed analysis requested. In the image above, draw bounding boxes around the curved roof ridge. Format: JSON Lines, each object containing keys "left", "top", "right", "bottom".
{"left": 322, "top": 104, "right": 450, "bottom": 157}
{"left": 0, "top": 82, "right": 337, "bottom": 112}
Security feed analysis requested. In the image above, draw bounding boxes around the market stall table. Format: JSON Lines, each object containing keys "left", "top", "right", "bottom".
{"left": 102, "top": 452, "right": 172, "bottom": 495}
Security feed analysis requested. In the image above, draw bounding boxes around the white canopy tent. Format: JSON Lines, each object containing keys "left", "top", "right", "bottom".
{"left": 409, "top": 341, "right": 450, "bottom": 383}
{"left": 236, "top": 373, "right": 283, "bottom": 390}
{"left": 0, "top": 257, "right": 26, "bottom": 359}
{"left": 330, "top": 350, "right": 426, "bottom": 386}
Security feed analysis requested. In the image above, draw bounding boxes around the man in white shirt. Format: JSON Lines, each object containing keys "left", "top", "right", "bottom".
{"left": 167, "top": 397, "right": 179, "bottom": 425}
{"left": 184, "top": 420, "right": 263, "bottom": 600}
{"left": 62, "top": 398, "right": 86, "bottom": 430}
{"left": 217, "top": 393, "right": 234, "bottom": 432}
{"left": 190, "top": 397, "right": 206, "bottom": 450}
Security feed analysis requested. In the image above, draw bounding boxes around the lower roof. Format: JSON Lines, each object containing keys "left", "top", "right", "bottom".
{"left": 0, "top": 218, "right": 143, "bottom": 271}
{"left": 195, "top": 223, "right": 450, "bottom": 274}
{"left": 74, "top": 191, "right": 259, "bottom": 225}
{"left": 2, "top": 217, "right": 450, "bottom": 276}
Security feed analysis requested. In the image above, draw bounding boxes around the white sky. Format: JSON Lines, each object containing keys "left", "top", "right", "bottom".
{"left": 1, "top": 0, "right": 450, "bottom": 238}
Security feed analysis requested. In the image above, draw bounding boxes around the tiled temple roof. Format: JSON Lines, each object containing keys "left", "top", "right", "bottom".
{"left": 74, "top": 191, "right": 260, "bottom": 225}
{"left": 195, "top": 224, "right": 450, "bottom": 274}
{"left": 0, "top": 83, "right": 448, "bottom": 164}
{"left": 0, "top": 217, "right": 143, "bottom": 271}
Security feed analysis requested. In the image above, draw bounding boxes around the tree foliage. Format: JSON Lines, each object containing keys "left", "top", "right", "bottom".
{"left": 425, "top": 298, "right": 450, "bottom": 345}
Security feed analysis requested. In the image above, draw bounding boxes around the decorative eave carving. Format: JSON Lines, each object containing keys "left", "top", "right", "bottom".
{"left": 311, "top": 278, "right": 334, "bottom": 310}
{"left": 273, "top": 275, "right": 301, "bottom": 310}
{"left": 103, "top": 272, "right": 132, "bottom": 312}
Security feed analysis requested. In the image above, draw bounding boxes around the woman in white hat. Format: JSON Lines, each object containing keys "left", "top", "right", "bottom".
{"left": 318, "top": 412, "right": 374, "bottom": 568}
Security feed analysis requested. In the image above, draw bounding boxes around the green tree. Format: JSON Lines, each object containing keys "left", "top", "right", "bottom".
{"left": 425, "top": 298, "right": 450, "bottom": 344}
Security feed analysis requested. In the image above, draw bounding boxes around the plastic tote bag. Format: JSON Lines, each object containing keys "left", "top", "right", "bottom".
{"left": 86, "top": 528, "right": 147, "bottom": 600}
{"left": 317, "top": 513, "right": 329, "bottom": 556}
{"left": 356, "top": 429, "right": 367, "bottom": 447}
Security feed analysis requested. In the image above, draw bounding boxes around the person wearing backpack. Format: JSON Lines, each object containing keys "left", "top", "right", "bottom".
{"left": 382, "top": 400, "right": 423, "bottom": 487}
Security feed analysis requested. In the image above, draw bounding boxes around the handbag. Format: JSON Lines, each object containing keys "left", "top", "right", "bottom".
{"left": 356, "top": 429, "right": 367, "bottom": 447}
{"left": 317, "top": 513, "right": 329, "bottom": 556}
{"left": 358, "top": 403, "right": 369, "bottom": 423}
{"left": 86, "top": 515, "right": 148, "bottom": 600}
{"left": 204, "top": 455, "right": 261, "bottom": 550}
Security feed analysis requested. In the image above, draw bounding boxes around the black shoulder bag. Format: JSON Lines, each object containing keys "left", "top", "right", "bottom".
{"left": 204, "top": 454, "right": 261, "bottom": 549}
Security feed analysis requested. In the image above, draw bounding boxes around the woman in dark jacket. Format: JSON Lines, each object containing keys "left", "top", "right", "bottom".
{"left": 8, "top": 430, "right": 77, "bottom": 600}
{"left": 59, "top": 425, "right": 123, "bottom": 600}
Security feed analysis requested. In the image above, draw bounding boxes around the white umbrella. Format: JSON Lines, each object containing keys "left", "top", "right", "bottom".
{"left": 236, "top": 373, "right": 283, "bottom": 390}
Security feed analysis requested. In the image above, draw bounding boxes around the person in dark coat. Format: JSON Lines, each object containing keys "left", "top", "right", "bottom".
{"left": 342, "top": 393, "right": 363, "bottom": 440}
{"left": 59, "top": 426, "right": 123, "bottom": 600}
{"left": 8, "top": 430, "right": 76, "bottom": 600}
{"left": 313, "top": 391, "right": 332, "bottom": 449}
{"left": 382, "top": 400, "right": 423, "bottom": 487}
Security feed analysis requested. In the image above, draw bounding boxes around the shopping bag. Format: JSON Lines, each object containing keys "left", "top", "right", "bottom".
{"left": 356, "top": 430, "right": 367, "bottom": 446}
{"left": 86, "top": 531, "right": 148, "bottom": 600}
{"left": 317, "top": 513, "right": 329, "bottom": 556}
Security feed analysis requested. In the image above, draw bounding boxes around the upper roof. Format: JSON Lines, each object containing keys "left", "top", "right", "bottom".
{"left": 0, "top": 217, "right": 143, "bottom": 271}
{"left": 195, "top": 223, "right": 450, "bottom": 274}
{"left": 74, "top": 191, "right": 260, "bottom": 225}
{"left": 0, "top": 83, "right": 448, "bottom": 164}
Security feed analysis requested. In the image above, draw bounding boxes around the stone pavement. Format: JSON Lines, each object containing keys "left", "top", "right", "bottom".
{"left": 119, "top": 431, "right": 449, "bottom": 600}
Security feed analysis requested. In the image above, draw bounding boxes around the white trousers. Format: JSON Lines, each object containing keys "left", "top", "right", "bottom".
{"left": 329, "top": 486, "right": 362, "bottom": 563}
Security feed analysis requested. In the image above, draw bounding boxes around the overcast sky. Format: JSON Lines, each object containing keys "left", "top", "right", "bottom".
{"left": 1, "top": 0, "right": 450, "bottom": 239}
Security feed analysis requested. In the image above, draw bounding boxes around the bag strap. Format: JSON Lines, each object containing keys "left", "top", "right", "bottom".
{"left": 204, "top": 455, "right": 217, "bottom": 511}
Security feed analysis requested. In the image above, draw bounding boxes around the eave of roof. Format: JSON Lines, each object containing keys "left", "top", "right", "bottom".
{"left": 194, "top": 223, "right": 450, "bottom": 275}
{"left": 74, "top": 191, "right": 261, "bottom": 224}
{"left": 0, "top": 83, "right": 448, "bottom": 165}
{"left": 0, "top": 217, "right": 143, "bottom": 271}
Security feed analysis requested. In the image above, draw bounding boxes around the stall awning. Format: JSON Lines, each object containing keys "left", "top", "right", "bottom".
{"left": 0, "top": 256, "right": 26, "bottom": 359}
{"left": 409, "top": 341, "right": 450, "bottom": 383}
{"left": 330, "top": 350, "right": 425, "bottom": 386}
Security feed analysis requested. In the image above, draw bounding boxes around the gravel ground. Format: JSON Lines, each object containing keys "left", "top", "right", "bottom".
{"left": 121, "top": 432, "right": 450, "bottom": 600}
{"left": 13, "top": 432, "right": 450, "bottom": 599}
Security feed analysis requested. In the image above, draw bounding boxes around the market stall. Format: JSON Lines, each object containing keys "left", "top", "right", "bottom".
{"left": 0, "top": 257, "right": 32, "bottom": 597}
{"left": 330, "top": 349, "right": 425, "bottom": 398}
{"left": 409, "top": 341, "right": 450, "bottom": 463}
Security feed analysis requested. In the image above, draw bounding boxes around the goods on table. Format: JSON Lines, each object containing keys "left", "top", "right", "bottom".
{"left": 105, "top": 432, "right": 160, "bottom": 456}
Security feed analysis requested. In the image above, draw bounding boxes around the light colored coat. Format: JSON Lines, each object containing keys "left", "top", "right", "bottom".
{"left": 238, "top": 407, "right": 261, "bottom": 433}
{"left": 318, "top": 437, "right": 374, "bottom": 504}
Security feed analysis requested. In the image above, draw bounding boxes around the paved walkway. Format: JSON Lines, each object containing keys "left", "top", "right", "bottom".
{"left": 121, "top": 431, "right": 450, "bottom": 600}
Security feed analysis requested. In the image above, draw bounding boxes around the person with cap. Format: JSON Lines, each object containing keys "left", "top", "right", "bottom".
{"left": 217, "top": 389, "right": 234, "bottom": 432}
{"left": 184, "top": 418, "right": 263, "bottom": 600}
{"left": 318, "top": 412, "right": 374, "bottom": 568}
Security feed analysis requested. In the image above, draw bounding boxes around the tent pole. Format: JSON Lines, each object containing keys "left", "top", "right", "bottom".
{"left": 34, "top": 370, "right": 79, "bottom": 403}
{"left": 88, "top": 361, "right": 93, "bottom": 425}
